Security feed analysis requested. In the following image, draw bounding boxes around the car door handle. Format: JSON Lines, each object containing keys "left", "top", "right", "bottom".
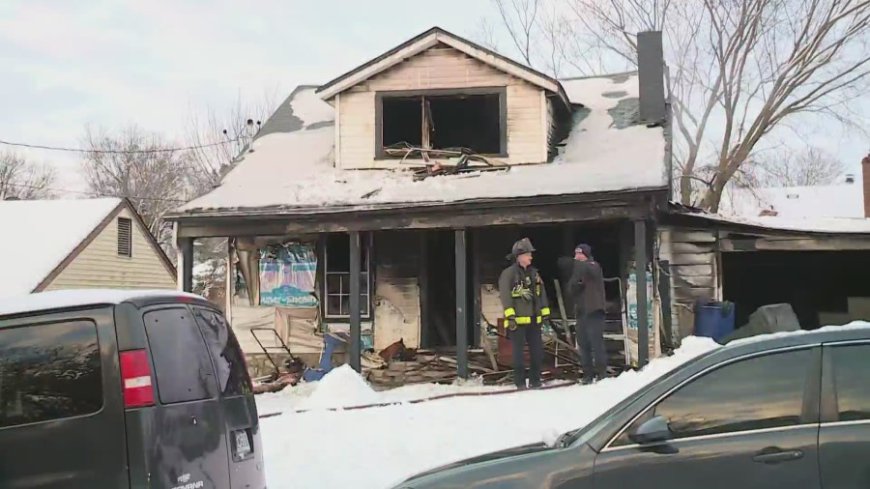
{"left": 752, "top": 448, "right": 803, "bottom": 464}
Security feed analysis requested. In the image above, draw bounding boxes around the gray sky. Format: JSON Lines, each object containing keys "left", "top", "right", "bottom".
{"left": 1, "top": 0, "right": 866, "bottom": 195}
{"left": 0, "top": 0, "right": 492, "bottom": 192}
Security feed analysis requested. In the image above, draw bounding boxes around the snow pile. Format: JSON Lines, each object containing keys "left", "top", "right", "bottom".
{"left": 296, "top": 364, "right": 380, "bottom": 410}
{"left": 0, "top": 198, "right": 123, "bottom": 297}
{"left": 259, "top": 336, "right": 718, "bottom": 489}
{"left": 257, "top": 372, "right": 516, "bottom": 415}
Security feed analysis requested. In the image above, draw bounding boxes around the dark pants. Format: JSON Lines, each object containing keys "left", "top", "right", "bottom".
{"left": 576, "top": 310, "right": 608, "bottom": 380}
{"left": 510, "top": 323, "right": 543, "bottom": 388}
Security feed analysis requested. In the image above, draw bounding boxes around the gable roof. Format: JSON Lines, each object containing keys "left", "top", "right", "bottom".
{"left": 0, "top": 198, "right": 176, "bottom": 297}
{"left": 316, "top": 26, "right": 570, "bottom": 108}
{"left": 174, "top": 72, "right": 668, "bottom": 217}
{"left": 722, "top": 181, "right": 864, "bottom": 218}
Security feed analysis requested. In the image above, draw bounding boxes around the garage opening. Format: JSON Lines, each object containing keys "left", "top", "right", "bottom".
{"left": 723, "top": 250, "right": 870, "bottom": 330}
{"left": 380, "top": 91, "right": 504, "bottom": 156}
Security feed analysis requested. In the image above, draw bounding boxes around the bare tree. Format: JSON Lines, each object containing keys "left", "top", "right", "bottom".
{"left": 487, "top": 0, "right": 870, "bottom": 212}
{"left": 185, "top": 94, "right": 276, "bottom": 299}
{"left": 0, "top": 151, "right": 56, "bottom": 200}
{"left": 743, "top": 146, "right": 848, "bottom": 187}
{"left": 186, "top": 92, "right": 277, "bottom": 196}
{"left": 80, "top": 126, "right": 193, "bottom": 249}
{"left": 494, "top": 0, "right": 541, "bottom": 66}
{"left": 473, "top": 18, "right": 502, "bottom": 52}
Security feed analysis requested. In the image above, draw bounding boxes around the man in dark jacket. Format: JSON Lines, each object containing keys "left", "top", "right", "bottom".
{"left": 568, "top": 243, "right": 608, "bottom": 383}
{"left": 498, "top": 238, "right": 551, "bottom": 389}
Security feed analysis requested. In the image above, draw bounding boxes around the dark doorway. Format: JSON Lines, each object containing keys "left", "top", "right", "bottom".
{"left": 421, "top": 230, "right": 476, "bottom": 349}
{"left": 723, "top": 250, "right": 870, "bottom": 329}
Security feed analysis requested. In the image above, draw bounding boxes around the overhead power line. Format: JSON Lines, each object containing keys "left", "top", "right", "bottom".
{"left": 2, "top": 182, "right": 188, "bottom": 203}
{"left": 0, "top": 137, "right": 241, "bottom": 155}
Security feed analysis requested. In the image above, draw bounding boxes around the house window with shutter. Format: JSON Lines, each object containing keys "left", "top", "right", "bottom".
{"left": 117, "top": 218, "right": 132, "bottom": 257}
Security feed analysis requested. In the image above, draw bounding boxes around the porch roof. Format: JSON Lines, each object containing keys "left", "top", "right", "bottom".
{"left": 171, "top": 73, "right": 668, "bottom": 221}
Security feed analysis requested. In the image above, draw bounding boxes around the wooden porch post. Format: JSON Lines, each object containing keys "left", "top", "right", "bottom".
{"left": 634, "top": 219, "right": 649, "bottom": 367}
{"left": 349, "top": 231, "right": 362, "bottom": 372}
{"left": 455, "top": 229, "right": 469, "bottom": 379}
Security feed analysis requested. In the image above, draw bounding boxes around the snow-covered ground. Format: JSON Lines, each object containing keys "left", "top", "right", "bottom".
{"left": 257, "top": 336, "right": 719, "bottom": 489}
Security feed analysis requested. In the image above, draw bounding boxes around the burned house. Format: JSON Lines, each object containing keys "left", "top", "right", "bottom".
{"left": 168, "top": 27, "right": 672, "bottom": 378}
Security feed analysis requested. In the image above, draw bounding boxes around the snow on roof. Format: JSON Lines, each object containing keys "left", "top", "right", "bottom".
{"left": 722, "top": 181, "right": 864, "bottom": 219}
{"left": 683, "top": 209, "right": 870, "bottom": 234}
{"left": 0, "top": 198, "right": 122, "bottom": 297}
{"left": 178, "top": 73, "right": 667, "bottom": 216}
{"left": 0, "top": 289, "right": 202, "bottom": 318}
{"left": 707, "top": 177, "right": 870, "bottom": 234}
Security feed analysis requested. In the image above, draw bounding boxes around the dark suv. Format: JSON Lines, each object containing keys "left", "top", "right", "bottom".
{"left": 0, "top": 290, "right": 266, "bottom": 489}
{"left": 397, "top": 325, "right": 870, "bottom": 488}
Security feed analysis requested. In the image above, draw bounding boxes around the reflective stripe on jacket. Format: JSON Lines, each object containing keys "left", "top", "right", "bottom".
{"left": 498, "top": 263, "right": 550, "bottom": 327}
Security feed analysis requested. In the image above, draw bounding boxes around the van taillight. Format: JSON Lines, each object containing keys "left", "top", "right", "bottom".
{"left": 120, "top": 349, "right": 155, "bottom": 408}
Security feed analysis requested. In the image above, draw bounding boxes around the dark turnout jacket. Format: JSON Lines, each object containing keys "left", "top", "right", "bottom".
{"left": 498, "top": 263, "right": 551, "bottom": 326}
{"left": 568, "top": 259, "right": 606, "bottom": 316}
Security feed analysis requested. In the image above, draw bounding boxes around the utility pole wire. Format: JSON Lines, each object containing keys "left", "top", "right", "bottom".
{"left": 0, "top": 137, "right": 240, "bottom": 155}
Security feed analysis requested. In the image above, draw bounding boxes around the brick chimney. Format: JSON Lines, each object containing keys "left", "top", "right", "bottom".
{"left": 863, "top": 153, "right": 870, "bottom": 217}
{"left": 638, "top": 31, "right": 666, "bottom": 125}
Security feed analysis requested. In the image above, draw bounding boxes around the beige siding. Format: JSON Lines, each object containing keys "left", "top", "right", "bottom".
{"left": 337, "top": 45, "right": 547, "bottom": 169}
{"left": 45, "top": 207, "right": 175, "bottom": 291}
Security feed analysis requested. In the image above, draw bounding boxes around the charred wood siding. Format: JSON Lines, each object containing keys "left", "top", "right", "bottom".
{"left": 337, "top": 45, "right": 547, "bottom": 169}
{"left": 373, "top": 230, "right": 422, "bottom": 349}
{"left": 658, "top": 227, "right": 719, "bottom": 344}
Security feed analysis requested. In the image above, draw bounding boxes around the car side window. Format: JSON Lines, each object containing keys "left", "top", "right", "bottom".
{"left": 0, "top": 320, "right": 102, "bottom": 428}
{"left": 828, "top": 344, "right": 870, "bottom": 422}
{"left": 192, "top": 307, "right": 252, "bottom": 397}
{"left": 143, "top": 308, "right": 217, "bottom": 404}
{"left": 612, "top": 349, "right": 812, "bottom": 446}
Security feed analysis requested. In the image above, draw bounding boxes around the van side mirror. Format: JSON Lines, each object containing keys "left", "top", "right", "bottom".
{"left": 629, "top": 415, "right": 672, "bottom": 445}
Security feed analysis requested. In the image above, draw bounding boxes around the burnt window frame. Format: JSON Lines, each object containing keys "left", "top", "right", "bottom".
{"left": 375, "top": 87, "right": 508, "bottom": 159}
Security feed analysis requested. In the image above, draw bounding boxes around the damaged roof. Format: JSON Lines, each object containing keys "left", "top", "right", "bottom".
{"left": 175, "top": 72, "right": 668, "bottom": 218}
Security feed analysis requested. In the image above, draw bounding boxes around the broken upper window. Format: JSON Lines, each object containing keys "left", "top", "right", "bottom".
{"left": 379, "top": 90, "right": 505, "bottom": 157}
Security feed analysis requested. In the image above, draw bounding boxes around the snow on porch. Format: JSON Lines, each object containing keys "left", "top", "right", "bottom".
{"left": 178, "top": 73, "right": 667, "bottom": 215}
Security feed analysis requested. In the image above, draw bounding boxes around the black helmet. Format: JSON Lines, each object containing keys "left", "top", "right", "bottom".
{"left": 507, "top": 238, "right": 535, "bottom": 260}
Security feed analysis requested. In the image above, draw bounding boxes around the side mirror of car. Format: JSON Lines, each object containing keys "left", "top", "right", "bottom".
{"left": 629, "top": 415, "right": 672, "bottom": 445}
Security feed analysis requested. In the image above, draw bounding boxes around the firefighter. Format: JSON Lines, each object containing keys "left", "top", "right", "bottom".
{"left": 498, "top": 238, "right": 551, "bottom": 389}
{"left": 569, "top": 243, "right": 608, "bottom": 384}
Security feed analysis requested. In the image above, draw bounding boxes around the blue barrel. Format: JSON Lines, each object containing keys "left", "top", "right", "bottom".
{"left": 695, "top": 302, "right": 736, "bottom": 342}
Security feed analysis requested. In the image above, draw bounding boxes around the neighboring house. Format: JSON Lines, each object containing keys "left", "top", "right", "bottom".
{"left": 0, "top": 198, "right": 176, "bottom": 297}
{"left": 168, "top": 27, "right": 671, "bottom": 372}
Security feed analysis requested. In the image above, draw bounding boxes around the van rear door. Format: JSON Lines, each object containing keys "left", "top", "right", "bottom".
{"left": 191, "top": 306, "right": 266, "bottom": 488}
{"left": 0, "top": 308, "right": 128, "bottom": 488}
{"left": 132, "top": 306, "right": 231, "bottom": 489}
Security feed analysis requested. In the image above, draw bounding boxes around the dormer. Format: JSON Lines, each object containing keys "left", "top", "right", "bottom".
{"left": 316, "top": 27, "right": 572, "bottom": 170}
